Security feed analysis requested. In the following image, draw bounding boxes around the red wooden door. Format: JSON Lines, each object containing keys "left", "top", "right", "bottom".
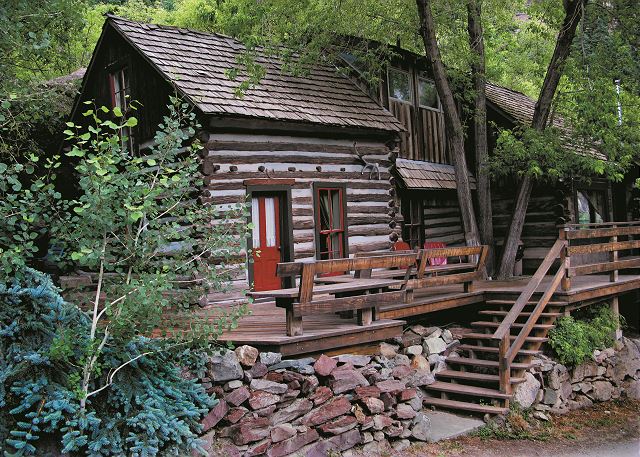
{"left": 251, "top": 194, "right": 282, "bottom": 291}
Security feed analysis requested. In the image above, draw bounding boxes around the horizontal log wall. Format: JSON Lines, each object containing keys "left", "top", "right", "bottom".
{"left": 492, "top": 181, "right": 570, "bottom": 273}
{"left": 202, "top": 132, "right": 397, "bottom": 304}
{"left": 423, "top": 193, "right": 465, "bottom": 245}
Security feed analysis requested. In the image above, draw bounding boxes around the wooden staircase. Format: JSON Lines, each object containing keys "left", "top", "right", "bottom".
{"left": 423, "top": 238, "right": 569, "bottom": 415}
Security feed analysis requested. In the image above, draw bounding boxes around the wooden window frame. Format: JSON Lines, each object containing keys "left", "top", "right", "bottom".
{"left": 388, "top": 67, "right": 414, "bottom": 105}
{"left": 313, "top": 182, "right": 349, "bottom": 260}
{"left": 417, "top": 76, "right": 441, "bottom": 113}
{"left": 401, "top": 193, "right": 424, "bottom": 249}
{"left": 573, "top": 183, "right": 612, "bottom": 224}
{"left": 107, "top": 62, "right": 134, "bottom": 152}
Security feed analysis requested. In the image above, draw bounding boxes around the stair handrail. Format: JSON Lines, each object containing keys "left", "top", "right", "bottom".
{"left": 492, "top": 238, "right": 567, "bottom": 395}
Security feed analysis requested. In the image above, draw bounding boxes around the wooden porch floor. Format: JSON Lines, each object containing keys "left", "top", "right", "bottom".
{"left": 217, "top": 274, "right": 640, "bottom": 356}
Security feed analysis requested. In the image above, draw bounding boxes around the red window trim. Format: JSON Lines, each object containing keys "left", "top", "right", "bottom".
{"left": 315, "top": 186, "right": 346, "bottom": 260}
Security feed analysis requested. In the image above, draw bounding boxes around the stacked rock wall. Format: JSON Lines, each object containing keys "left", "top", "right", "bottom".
{"left": 197, "top": 325, "right": 459, "bottom": 456}
{"left": 513, "top": 337, "right": 640, "bottom": 416}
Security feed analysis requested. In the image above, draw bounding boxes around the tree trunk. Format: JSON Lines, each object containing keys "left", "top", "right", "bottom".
{"left": 497, "top": 0, "right": 587, "bottom": 279}
{"left": 416, "top": 0, "right": 480, "bottom": 247}
{"left": 467, "top": 0, "right": 494, "bottom": 275}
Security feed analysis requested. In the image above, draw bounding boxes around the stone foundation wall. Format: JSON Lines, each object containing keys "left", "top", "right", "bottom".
{"left": 196, "top": 325, "right": 460, "bottom": 456}
{"left": 513, "top": 337, "right": 640, "bottom": 418}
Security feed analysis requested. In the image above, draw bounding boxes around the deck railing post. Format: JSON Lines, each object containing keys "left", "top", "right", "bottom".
{"left": 559, "top": 226, "right": 571, "bottom": 291}
{"left": 498, "top": 333, "right": 511, "bottom": 396}
{"left": 610, "top": 224, "right": 619, "bottom": 283}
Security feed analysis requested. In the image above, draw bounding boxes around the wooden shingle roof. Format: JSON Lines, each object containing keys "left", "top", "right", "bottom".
{"left": 395, "top": 159, "right": 476, "bottom": 190}
{"left": 108, "top": 16, "right": 402, "bottom": 133}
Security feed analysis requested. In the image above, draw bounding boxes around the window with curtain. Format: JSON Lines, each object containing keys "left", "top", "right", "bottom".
{"left": 315, "top": 187, "right": 347, "bottom": 260}
{"left": 108, "top": 67, "right": 133, "bottom": 152}
{"left": 402, "top": 197, "right": 424, "bottom": 249}
{"left": 576, "top": 189, "right": 608, "bottom": 224}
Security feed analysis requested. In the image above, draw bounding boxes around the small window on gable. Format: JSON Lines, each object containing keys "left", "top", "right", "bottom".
{"left": 108, "top": 67, "right": 133, "bottom": 152}
{"left": 388, "top": 68, "right": 413, "bottom": 103}
{"left": 418, "top": 77, "right": 440, "bottom": 110}
{"left": 109, "top": 67, "right": 130, "bottom": 111}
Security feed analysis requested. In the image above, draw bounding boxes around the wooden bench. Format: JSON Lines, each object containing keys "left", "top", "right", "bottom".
{"left": 406, "top": 245, "right": 489, "bottom": 300}
{"left": 249, "top": 254, "right": 416, "bottom": 336}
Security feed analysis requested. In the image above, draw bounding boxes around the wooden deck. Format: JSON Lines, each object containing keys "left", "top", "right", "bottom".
{"left": 217, "top": 274, "right": 640, "bottom": 355}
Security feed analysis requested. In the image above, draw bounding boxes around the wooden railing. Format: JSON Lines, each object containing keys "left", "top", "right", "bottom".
{"left": 493, "top": 238, "right": 567, "bottom": 395}
{"left": 493, "top": 221, "right": 640, "bottom": 395}
{"left": 562, "top": 221, "right": 640, "bottom": 291}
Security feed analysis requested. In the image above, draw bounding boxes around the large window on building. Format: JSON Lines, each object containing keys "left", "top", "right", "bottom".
{"left": 401, "top": 197, "right": 424, "bottom": 249}
{"left": 314, "top": 185, "right": 348, "bottom": 260}
{"left": 388, "top": 68, "right": 413, "bottom": 103}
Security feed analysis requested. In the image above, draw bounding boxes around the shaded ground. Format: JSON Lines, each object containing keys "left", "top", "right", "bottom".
{"left": 359, "top": 400, "right": 639, "bottom": 457}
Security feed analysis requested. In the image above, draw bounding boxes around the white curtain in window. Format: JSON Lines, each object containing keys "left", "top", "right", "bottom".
{"left": 265, "top": 197, "right": 277, "bottom": 247}
{"left": 251, "top": 198, "right": 260, "bottom": 249}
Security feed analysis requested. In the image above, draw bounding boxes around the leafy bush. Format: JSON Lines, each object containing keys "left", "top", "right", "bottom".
{"left": 1, "top": 268, "right": 214, "bottom": 456}
{"left": 549, "top": 305, "right": 621, "bottom": 366}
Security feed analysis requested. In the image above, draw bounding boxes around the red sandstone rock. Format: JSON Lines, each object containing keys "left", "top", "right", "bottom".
{"left": 380, "top": 392, "right": 397, "bottom": 410}
{"left": 398, "top": 388, "right": 417, "bottom": 401}
{"left": 372, "top": 414, "right": 394, "bottom": 430}
{"left": 355, "top": 385, "right": 381, "bottom": 398}
{"left": 314, "top": 354, "right": 337, "bottom": 376}
{"left": 266, "top": 429, "right": 320, "bottom": 457}
{"left": 201, "top": 399, "right": 229, "bottom": 432}
{"left": 330, "top": 369, "right": 369, "bottom": 394}
{"left": 391, "top": 365, "right": 413, "bottom": 379}
{"left": 226, "top": 417, "right": 270, "bottom": 445}
{"left": 225, "top": 407, "right": 248, "bottom": 424}
{"left": 270, "top": 399, "right": 313, "bottom": 425}
{"left": 318, "top": 415, "right": 358, "bottom": 435}
{"left": 244, "top": 438, "right": 271, "bottom": 456}
{"left": 270, "top": 423, "right": 297, "bottom": 443}
{"left": 361, "top": 396, "right": 385, "bottom": 414}
{"left": 305, "top": 429, "right": 362, "bottom": 457}
{"left": 396, "top": 403, "right": 417, "bottom": 419}
{"left": 248, "top": 391, "right": 280, "bottom": 410}
{"left": 265, "top": 372, "right": 284, "bottom": 383}
{"left": 247, "top": 362, "right": 268, "bottom": 378}
{"left": 309, "top": 386, "right": 333, "bottom": 405}
{"left": 376, "top": 379, "right": 406, "bottom": 393}
{"left": 297, "top": 396, "right": 352, "bottom": 426}
{"left": 224, "top": 386, "right": 250, "bottom": 407}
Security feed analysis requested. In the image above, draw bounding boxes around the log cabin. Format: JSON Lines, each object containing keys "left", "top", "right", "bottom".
{"left": 69, "top": 15, "right": 619, "bottom": 298}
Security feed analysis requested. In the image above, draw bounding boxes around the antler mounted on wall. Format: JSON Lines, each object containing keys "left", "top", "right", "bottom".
{"left": 353, "top": 141, "right": 381, "bottom": 180}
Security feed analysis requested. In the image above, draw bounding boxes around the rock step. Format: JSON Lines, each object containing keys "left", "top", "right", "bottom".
{"left": 423, "top": 396, "right": 509, "bottom": 415}
{"left": 471, "top": 321, "right": 555, "bottom": 330}
{"left": 461, "top": 332, "right": 549, "bottom": 343}
{"left": 478, "top": 310, "right": 563, "bottom": 318}
{"left": 424, "top": 381, "right": 511, "bottom": 399}
{"left": 485, "top": 299, "right": 569, "bottom": 307}
{"left": 446, "top": 357, "right": 536, "bottom": 370}
{"left": 435, "top": 369, "right": 525, "bottom": 384}
{"left": 457, "top": 344, "right": 541, "bottom": 356}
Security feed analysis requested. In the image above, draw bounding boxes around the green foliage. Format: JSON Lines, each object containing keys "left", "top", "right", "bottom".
{"left": 549, "top": 305, "right": 622, "bottom": 366}
{"left": 0, "top": 268, "right": 213, "bottom": 456}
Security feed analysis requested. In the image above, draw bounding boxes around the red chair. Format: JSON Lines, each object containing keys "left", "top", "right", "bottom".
{"left": 424, "top": 241, "right": 447, "bottom": 266}
{"left": 392, "top": 241, "right": 412, "bottom": 251}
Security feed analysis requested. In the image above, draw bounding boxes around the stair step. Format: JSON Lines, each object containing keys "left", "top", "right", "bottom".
{"left": 479, "top": 310, "right": 563, "bottom": 318}
{"left": 457, "top": 344, "right": 541, "bottom": 356}
{"left": 423, "top": 396, "right": 509, "bottom": 415}
{"left": 485, "top": 300, "right": 569, "bottom": 307}
{"left": 462, "top": 332, "right": 549, "bottom": 343}
{"left": 424, "top": 381, "right": 511, "bottom": 399}
{"left": 471, "top": 321, "right": 555, "bottom": 330}
{"left": 446, "top": 357, "right": 536, "bottom": 370}
{"left": 436, "top": 369, "right": 525, "bottom": 384}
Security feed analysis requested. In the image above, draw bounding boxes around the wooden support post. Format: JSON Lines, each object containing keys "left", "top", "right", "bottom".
{"left": 279, "top": 298, "right": 302, "bottom": 337}
{"left": 357, "top": 290, "right": 374, "bottom": 326}
{"left": 610, "top": 225, "right": 619, "bottom": 283}
{"left": 611, "top": 296, "right": 622, "bottom": 340}
{"left": 464, "top": 281, "right": 474, "bottom": 293}
{"left": 559, "top": 227, "right": 571, "bottom": 291}
{"left": 498, "top": 333, "right": 512, "bottom": 395}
